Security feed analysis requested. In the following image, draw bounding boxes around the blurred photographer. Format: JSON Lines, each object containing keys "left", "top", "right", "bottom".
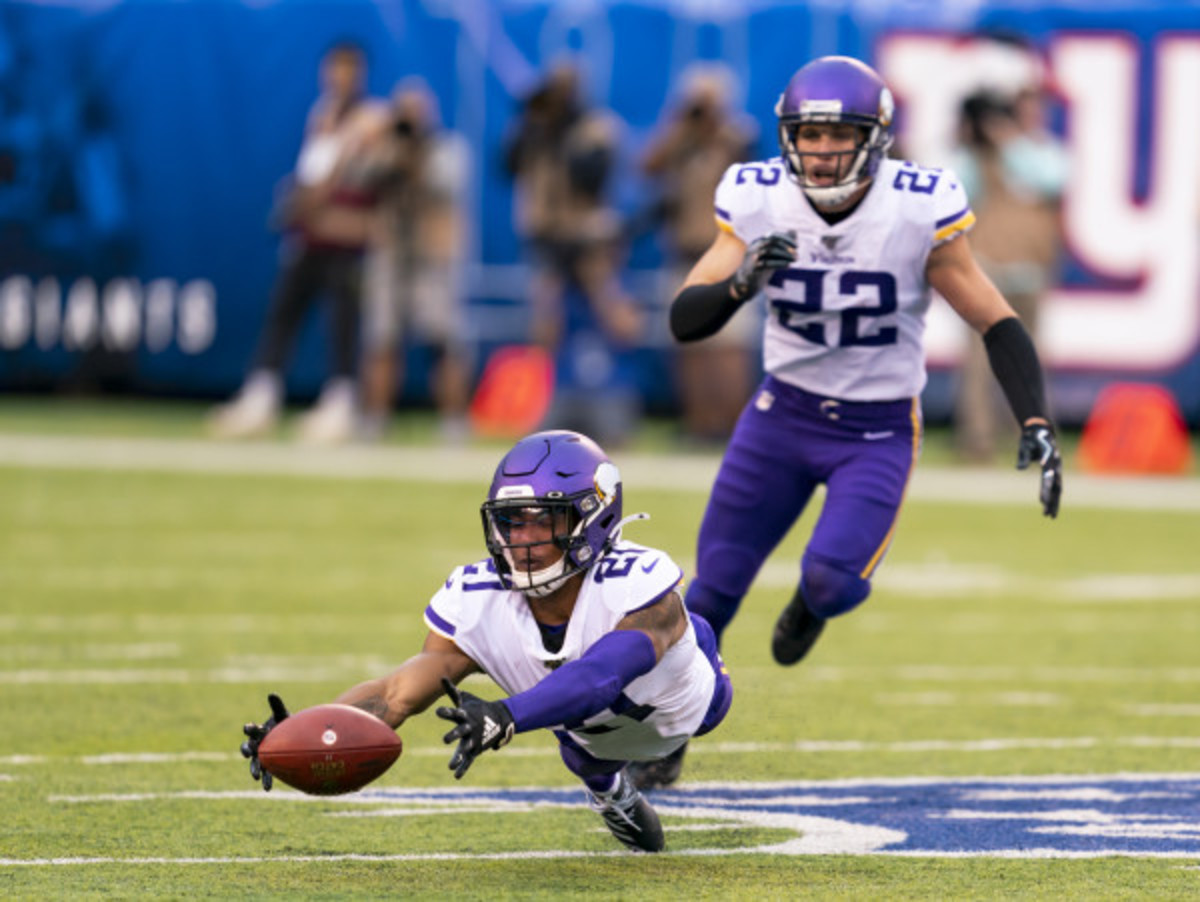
{"left": 952, "top": 84, "right": 1067, "bottom": 462}
{"left": 359, "top": 79, "right": 471, "bottom": 442}
{"left": 641, "top": 65, "right": 757, "bottom": 443}
{"left": 210, "top": 42, "right": 389, "bottom": 443}
{"left": 503, "top": 61, "right": 644, "bottom": 447}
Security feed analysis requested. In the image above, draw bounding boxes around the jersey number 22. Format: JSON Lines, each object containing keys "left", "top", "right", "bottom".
{"left": 767, "top": 268, "right": 898, "bottom": 347}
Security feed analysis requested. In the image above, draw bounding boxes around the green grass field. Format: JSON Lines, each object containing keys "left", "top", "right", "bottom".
{"left": 2, "top": 398, "right": 1199, "bottom": 898}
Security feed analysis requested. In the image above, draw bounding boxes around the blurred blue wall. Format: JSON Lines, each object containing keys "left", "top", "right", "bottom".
{"left": 0, "top": 0, "right": 1197, "bottom": 424}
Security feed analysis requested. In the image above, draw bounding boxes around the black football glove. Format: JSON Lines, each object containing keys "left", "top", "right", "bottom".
{"left": 435, "top": 677, "right": 515, "bottom": 780}
{"left": 730, "top": 231, "right": 797, "bottom": 302}
{"left": 240, "top": 693, "right": 290, "bottom": 792}
{"left": 1016, "top": 422, "right": 1063, "bottom": 519}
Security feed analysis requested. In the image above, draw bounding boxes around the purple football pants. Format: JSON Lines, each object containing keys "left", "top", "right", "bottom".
{"left": 686, "top": 374, "right": 922, "bottom": 644}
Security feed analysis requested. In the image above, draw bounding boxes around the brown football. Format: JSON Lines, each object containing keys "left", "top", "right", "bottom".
{"left": 257, "top": 704, "right": 402, "bottom": 795}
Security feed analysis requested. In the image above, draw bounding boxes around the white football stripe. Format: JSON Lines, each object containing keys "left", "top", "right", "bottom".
{"left": 14, "top": 736, "right": 1200, "bottom": 777}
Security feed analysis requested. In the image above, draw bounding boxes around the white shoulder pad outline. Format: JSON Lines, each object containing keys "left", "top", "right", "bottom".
{"left": 424, "top": 558, "right": 501, "bottom": 639}
{"left": 914, "top": 162, "right": 976, "bottom": 247}
{"left": 714, "top": 157, "right": 788, "bottom": 241}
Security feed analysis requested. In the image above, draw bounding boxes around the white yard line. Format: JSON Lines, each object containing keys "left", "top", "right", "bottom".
{"left": 6, "top": 662, "right": 1200, "bottom": 686}
{"left": 1, "top": 432, "right": 1197, "bottom": 510}
{"left": 752, "top": 560, "right": 1200, "bottom": 600}
{"left": 2, "top": 735, "right": 1196, "bottom": 774}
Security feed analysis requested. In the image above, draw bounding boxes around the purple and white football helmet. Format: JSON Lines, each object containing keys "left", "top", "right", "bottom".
{"left": 481, "top": 430, "right": 623, "bottom": 597}
{"left": 775, "top": 56, "right": 895, "bottom": 209}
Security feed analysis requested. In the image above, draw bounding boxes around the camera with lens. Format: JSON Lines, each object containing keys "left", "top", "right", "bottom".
{"left": 393, "top": 116, "right": 418, "bottom": 139}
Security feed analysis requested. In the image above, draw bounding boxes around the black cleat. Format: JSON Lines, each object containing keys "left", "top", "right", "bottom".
{"left": 587, "top": 770, "right": 665, "bottom": 852}
{"left": 771, "top": 595, "right": 826, "bottom": 665}
{"left": 628, "top": 742, "right": 687, "bottom": 791}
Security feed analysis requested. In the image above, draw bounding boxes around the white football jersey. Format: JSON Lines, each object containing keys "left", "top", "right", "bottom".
{"left": 425, "top": 541, "right": 715, "bottom": 761}
{"left": 714, "top": 156, "right": 975, "bottom": 401}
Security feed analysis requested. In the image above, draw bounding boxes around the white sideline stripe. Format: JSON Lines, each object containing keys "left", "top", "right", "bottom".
{"left": 9, "top": 664, "right": 1200, "bottom": 686}
{"left": 20, "top": 735, "right": 1200, "bottom": 777}
{"left": 0, "top": 642, "right": 181, "bottom": 662}
{"left": 1126, "top": 704, "right": 1200, "bottom": 717}
{"left": 2, "top": 433, "right": 1198, "bottom": 511}
{"left": 47, "top": 771, "right": 1200, "bottom": 802}
{"left": 773, "top": 562, "right": 1200, "bottom": 602}
{"left": 0, "top": 667, "right": 373, "bottom": 685}
{"left": 81, "top": 752, "right": 234, "bottom": 765}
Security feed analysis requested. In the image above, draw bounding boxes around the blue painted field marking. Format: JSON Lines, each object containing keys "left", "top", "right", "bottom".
{"left": 350, "top": 774, "right": 1200, "bottom": 858}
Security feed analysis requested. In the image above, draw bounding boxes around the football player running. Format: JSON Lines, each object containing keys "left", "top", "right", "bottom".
{"left": 629, "top": 56, "right": 1061, "bottom": 792}
{"left": 241, "top": 430, "right": 732, "bottom": 853}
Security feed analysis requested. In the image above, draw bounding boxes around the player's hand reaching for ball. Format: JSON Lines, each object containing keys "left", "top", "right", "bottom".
{"left": 240, "top": 693, "right": 290, "bottom": 791}
{"left": 436, "top": 678, "right": 515, "bottom": 779}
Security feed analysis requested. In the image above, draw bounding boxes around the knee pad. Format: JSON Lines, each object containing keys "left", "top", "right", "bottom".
{"left": 800, "top": 555, "right": 871, "bottom": 619}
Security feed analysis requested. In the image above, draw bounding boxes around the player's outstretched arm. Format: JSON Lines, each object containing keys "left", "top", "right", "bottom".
{"left": 335, "top": 631, "right": 479, "bottom": 729}
{"left": 928, "top": 235, "right": 1062, "bottom": 518}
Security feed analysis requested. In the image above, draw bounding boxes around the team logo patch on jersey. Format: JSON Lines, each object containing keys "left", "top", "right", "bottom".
{"left": 347, "top": 774, "right": 1200, "bottom": 858}
{"left": 755, "top": 390, "right": 776, "bottom": 412}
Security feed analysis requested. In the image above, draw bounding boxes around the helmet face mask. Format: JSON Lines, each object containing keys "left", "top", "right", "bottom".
{"left": 775, "top": 56, "right": 895, "bottom": 209}
{"left": 481, "top": 431, "right": 622, "bottom": 597}
{"left": 481, "top": 498, "right": 582, "bottom": 596}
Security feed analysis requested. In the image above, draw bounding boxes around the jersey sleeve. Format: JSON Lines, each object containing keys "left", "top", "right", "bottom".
{"left": 713, "top": 163, "right": 742, "bottom": 238}
{"left": 930, "top": 165, "right": 976, "bottom": 248}
{"left": 423, "top": 567, "right": 465, "bottom": 640}
{"left": 423, "top": 559, "right": 500, "bottom": 640}
{"left": 713, "top": 159, "right": 785, "bottom": 245}
{"left": 598, "top": 544, "right": 685, "bottom": 618}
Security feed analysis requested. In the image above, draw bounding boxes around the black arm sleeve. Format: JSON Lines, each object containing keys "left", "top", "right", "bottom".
{"left": 669, "top": 278, "right": 744, "bottom": 342}
{"left": 983, "top": 316, "right": 1051, "bottom": 426}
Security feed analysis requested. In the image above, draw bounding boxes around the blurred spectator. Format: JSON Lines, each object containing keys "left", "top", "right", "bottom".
{"left": 641, "top": 64, "right": 758, "bottom": 444}
{"left": 209, "top": 42, "right": 388, "bottom": 443}
{"left": 504, "top": 62, "right": 643, "bottom": 448}
{"left": 952, "top": 83, "right": 1067, "bottom": 462}
{"left": 358, "top": 79, "right": 472, "bottom": 443}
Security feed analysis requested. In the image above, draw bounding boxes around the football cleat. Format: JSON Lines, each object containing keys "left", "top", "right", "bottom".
{"left": 771, "top": 595, "right": 826, "bottom": 666}
{"left": 627, "top": 742, "right": 687, "bottom": 792}
{"left": 587, "top": 770, "right": 665, "bottom": 853}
